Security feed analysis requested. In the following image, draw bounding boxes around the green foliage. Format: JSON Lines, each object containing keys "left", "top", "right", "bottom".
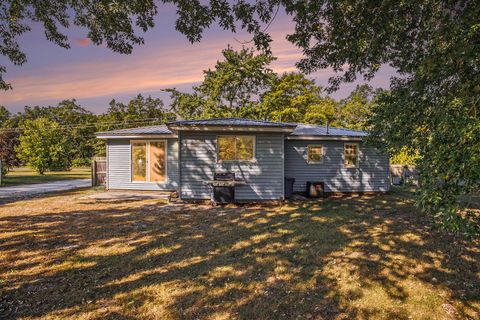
{"left": 0, "top": 105, "right": 20, "bottom": 172}
{"left": 390, "top": 147, "right": 419, "bottom": 166}
{"left": 303, "top": 97, "right": 341, "bottom": 127}
{"left": 2, "top": 0, "right": 477, "bottom": 235}
{"left": 0, "top": 106, "right": 10, "bottom": 125}
{"left": 16, "top": 118, "right": 74, "bottom": 174}
{"left": 261, "top": 73, "right": 324, "bottom": 122}
{"left": 338, "top": 85, "right": 375, "bottom": 130}
{"left": 9, "top": 100, "right": 97, "bottom": 166}
{"left": 0, "top": 0, "right": 157, "bottom": 90}
{"left": 368, "top": 87, "right": 480, "bottom": 236}
{"left": 98, "top": 94, "right": 175, "bottom": 130}
{"left": 0, "top": 131, "right": 21, "bottom": 173}
{"left": 96, "top": 94, "right": 176, "bottom": 155}
{"left": 167, "top": 47, "right": 276, "bottom": 119}
{"left": 167, "top": 49, "right": 374, "bottom": 128}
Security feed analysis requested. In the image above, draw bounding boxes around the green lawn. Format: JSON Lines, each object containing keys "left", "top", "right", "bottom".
{"left": 0, "top": 188, "right": 478, "bottom": 319}
{"left": 1, "top": 167, "right": 90, "bottom": 186}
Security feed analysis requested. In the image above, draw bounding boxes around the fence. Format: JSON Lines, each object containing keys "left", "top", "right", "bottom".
{"left": 91, "top": 157, "right": 106, "bottom": 187}
{"left": 390, "top": 164, "right": 419, "bottom": 186}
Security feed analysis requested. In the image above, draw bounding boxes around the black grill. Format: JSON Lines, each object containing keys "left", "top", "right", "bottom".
{"left": 214, "top": 172, "right": 235, "bottom": 181}
{"left": 212, "top": 172, "right": 235, "bottom": 204}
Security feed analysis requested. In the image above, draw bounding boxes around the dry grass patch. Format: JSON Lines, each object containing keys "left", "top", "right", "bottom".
{"left": 0, "top": 188, "right": 479, "bottom": 319}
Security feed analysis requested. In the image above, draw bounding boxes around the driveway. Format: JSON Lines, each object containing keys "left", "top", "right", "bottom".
{"left": 0, "top": 179, "right": 90, "bottom": 199}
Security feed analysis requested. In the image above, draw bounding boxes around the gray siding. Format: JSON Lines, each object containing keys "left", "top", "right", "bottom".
{"left": 107, "top": 139, "right": 179, "bottom": 191}
{"left": 285, "top": 140, "right": 389, "bottom": 193}
{"left": 180, "top": 132, "right": 284, "bottom": 200}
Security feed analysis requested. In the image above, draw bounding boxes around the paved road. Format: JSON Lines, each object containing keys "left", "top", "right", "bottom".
{"left": 0, "top": 179, "right": 91, "bottom": 199}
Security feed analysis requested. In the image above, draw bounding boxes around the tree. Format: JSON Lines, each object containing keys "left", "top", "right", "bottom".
{"left": 7, "top": 100, "right": 97, "bottom": 166}
{"left": 0, "top": 106, "right": 20, "bottom": 174}
{"left": 51, "top": 100, "right": 97, "bottom": 166}
{"left": 167, "top": 47, "right": 276, "bottom": 119}
{"left": 3, "top": 0, "right": 479, "bottom": 234}
{"left": 338, "top": 85, "right": 375, "bottom": 130}
{"left": 390, "top": 147, "right": 420, "bottom": 166}
{"left": 163, "top": 89, "right": 205, "bottom": 120}
{"left": 0, "top": 106, "right": 10, "bottom": 125}
{"left": 303, "top": 97, "right": 341, "bottom": 127}
{"left": 16, "top": 118, "right": 73, "bottom": 174}
{"left": 98, "top": 94, "right": 175, "bottom": 130}
{"left": 260, "top": 73, "right": 324, "bottom": 122}
{"left": 96, "top": 94, "right": 175, "bottom": 155}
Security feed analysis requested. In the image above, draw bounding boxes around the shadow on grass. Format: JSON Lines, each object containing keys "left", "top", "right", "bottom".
{"left": 0, "top": 190, "right": 478, "bottom": 319}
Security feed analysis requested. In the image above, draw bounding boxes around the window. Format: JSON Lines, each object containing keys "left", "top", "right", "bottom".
{"left": 307, "top": 145, "right": 323, "bottom": 163}
{"left": 344, "top": 143, "right": 359, "bottom": 168}
{"left": 218, "top": 136, "right": 255, "bottom": 161}
{"left": 131, "top": 141, "right": 167, "bottom": 182}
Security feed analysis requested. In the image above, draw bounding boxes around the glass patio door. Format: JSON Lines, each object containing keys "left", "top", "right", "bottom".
{"left": 149, "top": 141, "right": 166, "bottom": 182}
{"left": 131, "top": 141, "right": 166, "bottom": 182}
{"left": 132, "top": 142, "right": 147, "bottom": 182}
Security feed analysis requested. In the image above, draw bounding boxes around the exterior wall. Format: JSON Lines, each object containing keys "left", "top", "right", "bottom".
{"left": 179, "top": 131, "right": 284, "bottom": 200}
{"left": 284, "top": 140, "right": 389, "bottom": 193}
{"left": 106, "top": 138, "right": 179, "bottom": 191}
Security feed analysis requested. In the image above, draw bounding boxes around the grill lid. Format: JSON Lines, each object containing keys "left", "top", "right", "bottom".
{"left": 214, "top": 172, "right": 235, "bottom": 181}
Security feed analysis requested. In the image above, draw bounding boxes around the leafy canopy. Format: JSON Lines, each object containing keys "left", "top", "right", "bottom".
{"left": 96, "top": 94, "right": 176, "bottom": 155}
{"left": 261, "top": 73, "right": 324, "bottom": 123}
{"left": 16, "top": 118, "right": 74, "bottom": 174}
{"left": 2, "top": 0, "right": 479, "bottom": 234}
{"left": 167, "top": 47, "right": 276, "bottom": 119}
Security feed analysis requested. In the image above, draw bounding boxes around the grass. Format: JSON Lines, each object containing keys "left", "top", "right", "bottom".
{"left": 1, "top": 167, "right": 90, "bottom": 186}
{"left": 0, "top": 188, "right": 478, "bottom": 319}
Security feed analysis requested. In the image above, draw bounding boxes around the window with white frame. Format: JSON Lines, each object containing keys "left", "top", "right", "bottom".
{"left": 344, "top": 143, "right": 359, "bottom": 168}
{"left": 307, "top": 145, "right": 323, "bottom": 163}
{"left": 217, "top": 135, "right": 255, "bottom": 161}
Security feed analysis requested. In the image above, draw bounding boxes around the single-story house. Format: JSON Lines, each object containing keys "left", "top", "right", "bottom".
{"left": 96, "top": 118, "right": 389, "bottom": 201}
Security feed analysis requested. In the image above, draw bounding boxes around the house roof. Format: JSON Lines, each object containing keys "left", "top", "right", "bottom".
{"left": 96, "top": 125, "right": 173, "bottom": 137}
{"left": 291, "top": 124, "right": 367, "bottom": 137}
{"left": 167, "top": 118, "right": 297, "bottom": 128}
{"left": 96, "top": 118, "right": 367, "bottom": 139}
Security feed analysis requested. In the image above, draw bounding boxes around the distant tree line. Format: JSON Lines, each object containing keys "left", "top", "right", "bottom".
{"left": 0, "top": 47, "right": 390, "bottom": 176}
{"left": 0, "top": 96, "right": 176, "bottom": 175}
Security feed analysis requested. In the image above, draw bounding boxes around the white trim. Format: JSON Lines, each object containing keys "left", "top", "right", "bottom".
{"left": 168, "top": 125, "right": 294, "bottom": 133}
{"left": 344, "top": 142, "right": 360, "bottom": 168}
{"left": 97, "top": 134, "right": 177, "bottom": 139}
{"left": 130, "top": 140, "right": 168, "bottom": 184}
{"left": 307, "top": 144, "right": 324, "bottom": 164}
{"left": 216, "top": 135, "right": 256, "bottom": 163}
{"left": 285, "top": 135, "right": 363, "bottom": 141}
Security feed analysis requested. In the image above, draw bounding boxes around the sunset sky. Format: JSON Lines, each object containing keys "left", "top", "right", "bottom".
{"left": 1, "top": 5, "right": 396, "bottom": 114}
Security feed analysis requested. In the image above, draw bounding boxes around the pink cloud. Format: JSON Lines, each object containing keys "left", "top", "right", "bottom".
{"left": 75, "top": 37, "right": 91, "bottom": 47}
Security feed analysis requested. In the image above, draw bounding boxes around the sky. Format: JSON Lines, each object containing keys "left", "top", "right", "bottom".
{"left": 0, "top": 4, "right": 396, "bottom": 115}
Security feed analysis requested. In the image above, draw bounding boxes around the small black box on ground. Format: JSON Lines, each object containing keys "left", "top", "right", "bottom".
{"left": 213, "top": 186, "right": 235, "bottom": 204}
{"left": 284, "top": 177, "right": 295, "bottom": 198}
{"left": 306, "top": 181, "right": 325, "bottom": 198}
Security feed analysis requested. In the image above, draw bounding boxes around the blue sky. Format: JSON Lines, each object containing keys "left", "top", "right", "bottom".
{"left": 0, "top": 5, "right": 395, "bottom": 114}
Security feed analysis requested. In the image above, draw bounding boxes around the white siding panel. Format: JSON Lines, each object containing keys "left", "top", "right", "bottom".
{"left": 285, "top": 140, "right": 389, "bottom": 193}
{"left": 180, "top": 132, "right": 284, "bottom": 200}
{"left": 107, "top": 139, "right": 179, "bottom": 191}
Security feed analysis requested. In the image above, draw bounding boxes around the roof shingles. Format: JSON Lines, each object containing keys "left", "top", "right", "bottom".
{"left": 96, "top": 125, "right": 172, "bottom": 136}
{"left": 167, "top": 118, "right": 296, "bottom": 127}
{"left": 96, "top": 118, "right": 367, "bottom": 137}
